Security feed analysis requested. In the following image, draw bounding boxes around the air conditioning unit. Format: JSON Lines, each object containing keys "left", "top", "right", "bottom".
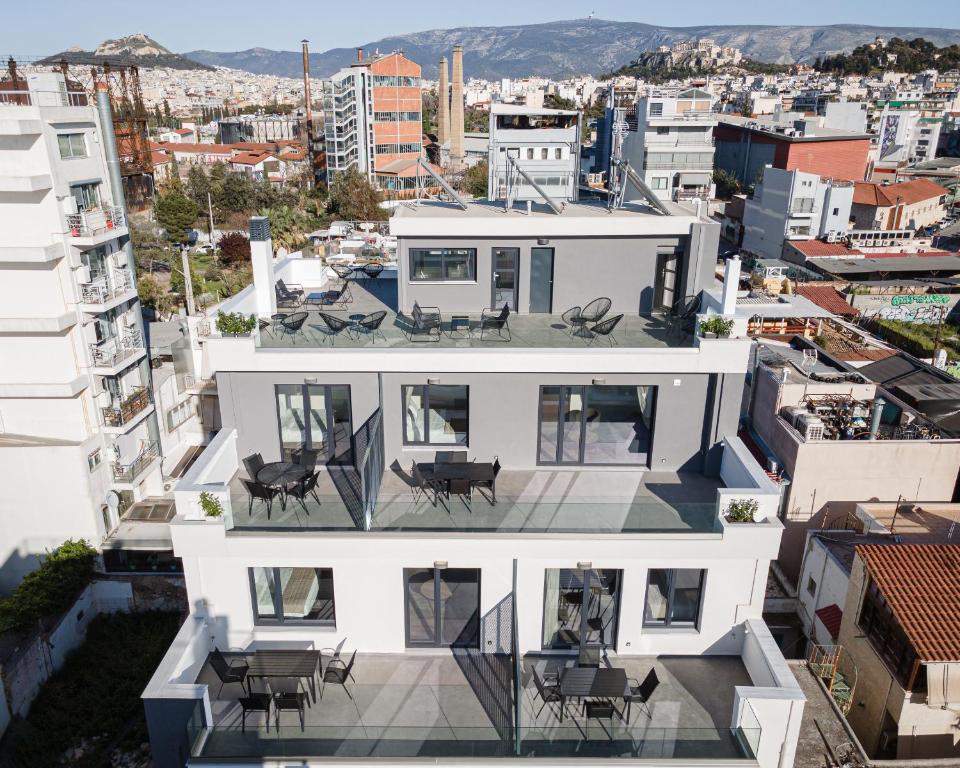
{"left": 780, "top": 406, "right": 806, "bottom": 428}
{"left": 826, "top": 231, "right": 838, "bottom": 243}
{"left": 75, "top": 265, "right": 91, "bottom": 284}
{"left": 797, "top": 413, "right": 825, "bottom": 441}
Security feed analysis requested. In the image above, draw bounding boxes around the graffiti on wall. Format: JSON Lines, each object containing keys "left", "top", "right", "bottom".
{"left": 853, "top": 293, "right": 959, "bottom": 324}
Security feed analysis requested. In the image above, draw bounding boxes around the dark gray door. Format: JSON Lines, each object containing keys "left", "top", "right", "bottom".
{"left": 491, "top": 248, "right": 519, "bottom": 310}
{"left": 529, "top": 247, "right": 554, "bottom": 313}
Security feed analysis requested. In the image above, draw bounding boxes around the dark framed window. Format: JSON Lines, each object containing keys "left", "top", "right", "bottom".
{"left": 409, "top": 248, "right": 476, "bottom": 281}
{"left": 275, "top": 384, "right": 352, "bottom": 462}
{"left": 249, "top": 567, "right": 336, "bottom": 625}
{"left": 858, "top": 578, "right": 922, "bottom": 690}
{"left": 402, "top": 385, "right": 468, "bottom": 446}
{"left": 643, "top": 569, "right": 705, "bottom": 628}
{"left": 538, "top": 385, "right": 656, "bottom": 465}
{"left": 404, "top": 567, "right": 480, "bottom": 648}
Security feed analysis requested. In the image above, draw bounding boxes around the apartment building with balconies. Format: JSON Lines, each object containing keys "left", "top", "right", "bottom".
{"left": 143, "top": 194, "right": 804, "bottom": 767}
{"left": 0, "top": 71, "right": 163, "bottom": 591}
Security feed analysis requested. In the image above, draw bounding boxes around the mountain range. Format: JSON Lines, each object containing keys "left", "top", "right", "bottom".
{"left": 42, "top": 33, "right": 212, "bottom": 71}
{"left": 184, "top": 19, "right": 960, "bottom": 79}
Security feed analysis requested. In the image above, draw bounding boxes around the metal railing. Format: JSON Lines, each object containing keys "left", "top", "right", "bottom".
{"left": 66, "top": 206, "right": 125, "bottom": 237}
{"left": 90, "top": 328, "right": 144, "bottom": 368}
{"left": 645, "top": 135, "right": 715, "bottom": 147}
{"left": 790, "top": 198, "right": 817, "bottom": 214}
{"left": 0, "top": 89, "right": 89, "bottom": 107}
{"left": 111, "top": 441, "right": 160, "bottom": 483}
{"left": 80, "top": 267, "right": 133, "bottom": 304}
{"left": 101, "top": 386, "right": 151, "bottom": 428}
{"left": 644, "top": 160, "right": 715, "bottom": 170}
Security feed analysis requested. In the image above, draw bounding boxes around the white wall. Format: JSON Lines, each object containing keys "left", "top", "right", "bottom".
{"left": 796, "top": 534, "right": 850, "bottom": 643}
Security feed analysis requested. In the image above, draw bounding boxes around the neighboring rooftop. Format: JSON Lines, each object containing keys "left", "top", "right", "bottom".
{"left": 853, "top": 178, "right": 949, "bottom": 207}
{"left": 718, "top": 114, "right": 871, "bottom": 141}
{"left": 808, "top": 253, "right": 960, "bottom": 277}
{"left": 794, "top": 285, "right": 860, "bottom": 317}
{"left": 786, "top": 240, "right": 861, "bottom": 259}
{"left": 857, "top": 544, "right": 960, "bottom": 662}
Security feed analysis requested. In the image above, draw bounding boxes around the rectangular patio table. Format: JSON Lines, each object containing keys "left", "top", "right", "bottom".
{"left": 417, "top": 461, "right": 497, "bottom": 504}
{"left": 558, "top": 666, "right": 629, "bottom": 722}
{"left": 246, "top": 649, "right": 321, "bottom": 702}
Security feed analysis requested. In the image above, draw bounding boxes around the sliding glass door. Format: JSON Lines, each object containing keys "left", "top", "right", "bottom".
{"left": 404, "top": 567, "right": 481, "bottom": 648}
{"left": 542, "top": 568, "right": 622, "bottom": 649}
{"left": 275, "top": 384, "right": 352, "bottom": 462}
{"left": 538, "top": 385, "right": 656, "bottom": 465}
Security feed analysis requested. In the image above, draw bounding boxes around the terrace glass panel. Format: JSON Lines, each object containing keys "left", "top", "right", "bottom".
{"left": 276, "top": 385, "right": 306, "bottom": 458}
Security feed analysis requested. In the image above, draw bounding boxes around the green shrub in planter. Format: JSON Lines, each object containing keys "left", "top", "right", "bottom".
{"left": 215, "top": 311, "right": 257, "bottom": 336}
{"left": 199, "top": 491, "right": 224, "bottom": 518}
{"left": 726, "top": 498, "right": 759, "bottom": 523}
{"left": 699, "top": 316, "right": 735, "bottom": 338}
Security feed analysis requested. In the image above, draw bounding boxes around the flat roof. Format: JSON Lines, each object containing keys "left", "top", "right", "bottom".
{"left": 491, "top": 103, "right": 578, "bottom": 116}
{"left": 812, "top": 254, "right": 960, "bottom": 275}
{"left": 718, "top": 115, "right": 872, "bottom": 141}
{"left": 389, "top": 198, "right": 702, "bottom": 238}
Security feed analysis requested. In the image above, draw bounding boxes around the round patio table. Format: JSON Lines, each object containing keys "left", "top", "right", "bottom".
{"left": 257, "top": 462, "right": 308, "bottom": 509}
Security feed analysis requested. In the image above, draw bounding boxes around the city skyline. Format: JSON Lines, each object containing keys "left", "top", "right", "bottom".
{"left": 1, "top": 1, "right": 959, "bottom": 58}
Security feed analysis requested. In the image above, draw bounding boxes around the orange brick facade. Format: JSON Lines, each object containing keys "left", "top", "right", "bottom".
{"left": 781, "top": 139, "right": 870, "bottom": 182}
{"left": 368, "top": 53, "right": 422, "bottom": 173}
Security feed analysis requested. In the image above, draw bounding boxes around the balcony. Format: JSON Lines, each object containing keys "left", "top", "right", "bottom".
{"left": 89, "top": 329, "right": 145, "bottom": 374}
{"left": 101, "top": 386, "right": 152, "bottom": 429}
{"left": 111, "top": 440, "right": 160, "bottom": 484}
{"left": 65, "top": 206, "right": 127, "bottom": 246}
{"left": 79, "top": 268, "right": 135, "bottom": 310}
{"left": 0, "top": 89, "right": 88, "bottom": 107}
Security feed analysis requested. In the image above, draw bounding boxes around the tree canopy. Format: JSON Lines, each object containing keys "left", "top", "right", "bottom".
{"left": 155, "top": 189, "right": 199, "bottom": 242}
{"left": 327, "top": 168, "right": 387, "bottom": 222}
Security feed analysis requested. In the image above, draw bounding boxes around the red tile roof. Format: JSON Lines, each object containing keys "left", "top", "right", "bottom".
{"left": 230, "top": 151, "right": 274, "bottom": 165}
{"left": 794, "top": 285, "right": 860, "bottom": 317}
{"left": 853, "top": 179, "right": 948, "bottom": 207}
{"left": 786, "top": 240, "right": 861, "bottom": 258}
{"left": 151, "top": 150, "right": 171, "bottom": 165}
{"left": 158, "top": 142, "right": 232, "bottom": 155}
{"left": 815, "top": 604, "right": 843, "bottom": 640}
{"left": 857, "top": 544, "right": 960, "bottom": 662}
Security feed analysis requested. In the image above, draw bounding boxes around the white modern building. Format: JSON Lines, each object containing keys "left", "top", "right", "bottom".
{"left": 143, "top": 190, "right": 804, "bottom": 767}
{"left": 487, "top": 104, "right": 581, "bottom": 204}
{"left": 741, "top": 168, "right": 854, "bottom": 260}
{"left": 607, "top": 88, "right": 718, "bottom": 203}
{"left": 0, "top": 72, "right": 169, "bottom": 590}
{"left": 873, "top": 106, "right": 943, "bottom": 167}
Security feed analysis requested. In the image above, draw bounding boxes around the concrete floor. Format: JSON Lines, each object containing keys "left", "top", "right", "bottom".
{"left": 227, "top": 467, "right": 722, "bottom": 534}
{"left": 259, "top": 278, "right": 690, "bottom": 350}
{"left": 789, "top": 661, "right": 864, "bottom": 768}
{"left": 194, "top": 652, "right": 752, "bottom": 760}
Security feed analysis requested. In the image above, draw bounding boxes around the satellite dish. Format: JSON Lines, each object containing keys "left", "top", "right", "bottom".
{"left": 105, "top": 490, "right": 121, "bottom": 511}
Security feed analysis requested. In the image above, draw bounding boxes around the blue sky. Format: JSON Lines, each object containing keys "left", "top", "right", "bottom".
{"left": 2, "top": 0, "right": 959, "bottom": 55}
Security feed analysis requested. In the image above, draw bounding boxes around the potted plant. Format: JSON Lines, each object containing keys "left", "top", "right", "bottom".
{"left": 726, "top": 498, "right": 759, "bottom": 523}
{"left": 699, "top": 316, "right": 735, "bottom": 339}
{"left": 199, "top": 491, "right": 223, "bottom": 518}
{"left": 215, "top": 311, "right": 257, "bottom": 337}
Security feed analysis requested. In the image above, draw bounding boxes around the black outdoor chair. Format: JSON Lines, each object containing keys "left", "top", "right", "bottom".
{"left": 624, "top": 668, "right": 660, "bottom": 722}
{"left": 296, "top": 448, "right": 320, "bottom": 472}
{"left": 362, "top": 263, "right": 384, "bottom": 280}
{"left": 317, "top": 312, "right": 353, "bottom": 344}
{"left": 321, "top": 650, "right": 357, "bottom": 700}
{"left": 586, "top": 314, "right": 623, "bottom": 346}
{"left": 402, "top": 302, "right": 442, "bottom": 342}
{"left": 480, "top": 304, "right": 512, "bottom": 341}
{"left": 210, "top": 648, "right": 249, "bottom": 698}
{"left": 275, "top": 280, "right": 304, "bottom": 309}
{"left": 562, "top": 305, "right": 584, "bottom": 336}
{"left": 581, "top": 297, "right": 612, "bottom": 324}
{"left": 474, "top": 456, "right": 501, "bottom": 505}
{"left": 578, "top": 645, "right": 601, "bottom": 668}
{"left": 287, "top": 471, "right": 321, "bottom": 511}
{"left": 272, "top": 677, "right": 308, "bottom": 731}
{"left": 279, "top": 312, "right": 309, "bottom": 343}
{"left": 331, "top": 264, "right": 355, "bottom": 282}
{"left": 239, "top": 682, "right": 272, "bottom": 733}
{"left": 242, "top": 453, "right": 265, "bottom": 480}
{"left": 317, "top": 283, "right": 353, "bottom": 309}
{"left": 435, "top": 451, "right": 467, "bottom": 463}
{"left": 352, "top": 310, "right": 387, "bottom": 343}
{"left": 583, "top": 698, "right": 618, "bottom": 726}
{"left": 532, "top": 668, "right": 563, "bottom": 719}
{"left": 411, "top": 462, "right": 442, "bottom": 506}
{"left": 241, "top": 478, "right": 278, "bottom": 519}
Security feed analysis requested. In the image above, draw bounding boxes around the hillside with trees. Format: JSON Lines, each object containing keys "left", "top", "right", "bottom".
{"left": 816, "top": 37, "right": 960, "bottom": 74}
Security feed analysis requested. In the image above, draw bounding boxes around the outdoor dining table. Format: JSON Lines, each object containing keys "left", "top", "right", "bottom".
{"left": 257, "top": 462, "right": 309, "bottom": 509}
{"left": 558, "top": 666, "right": 630, "bottom": 722}
{"left": 246, "top": 649, "right": 321, "bottom": 703}
{"left": 417, "top": 461, "right": 497, "bottom": 504}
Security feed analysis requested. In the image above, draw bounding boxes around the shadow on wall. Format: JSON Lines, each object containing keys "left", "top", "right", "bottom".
{"left": 453, "top": 594, "right": 515, "bottom": 744}
{"left": 0, "top": 547, "right": 49, "bottom": 597}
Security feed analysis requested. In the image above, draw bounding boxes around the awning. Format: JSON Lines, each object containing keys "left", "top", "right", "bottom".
{"left": 680, "top": 173, "right": 712, "bottom": 186}
{"left": 926, "top": 663, "right": 960, "bottom": 707}
{"left": 815, "top": 604, "right": 843, "bottom": 641}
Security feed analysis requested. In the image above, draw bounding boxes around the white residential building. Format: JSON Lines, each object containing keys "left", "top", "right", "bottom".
{"left": 0, "top": 72, "right": 168, "bottom": 590}
{"left": 873, "top": 106, "right": 943, "bottom": 167}
{"left": 742, "top": 168, "right": 855, "bottom": 260}
{"left": 487, "top": 104, "right": 581, "bottom": 203}
{"left": 143, "top": 193, "right": 804, "bottom": 767}
{"left": 611, "top": 88, "right": 718, "bottom": 203}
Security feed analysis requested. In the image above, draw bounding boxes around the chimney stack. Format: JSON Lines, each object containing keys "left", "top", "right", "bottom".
{"left": 356, "top": 47, "right": 364, "bottom": 63}
{"left": 450, "top": 45, "right": 465, "bottom": 167}
{"left": 249, "top": 216, "right": 276, "bottom": 318}
{"left": 437, "top": 57, "right": 450, "bottom": 148}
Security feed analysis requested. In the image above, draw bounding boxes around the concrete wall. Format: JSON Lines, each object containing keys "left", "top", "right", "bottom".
{"left": 215, "top": 369, "right": 727, "bottom": 474}
{"left": 397, "top": 230, "right": 715, "bottom": 316}
{"left": 796, "top": 534, "right": 851, "bottom": 643}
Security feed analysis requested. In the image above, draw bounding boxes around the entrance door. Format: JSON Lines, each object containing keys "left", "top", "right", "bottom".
{"left": 542, "top": 568, "right": 622, "bottom": 649}
{"left": 404, "top": 567, "right": 481, "bottom": 648}
{"left": 529, "top": 247, "right": 554, "bottom": 313}
{"left": 653, "top": 249, "right": 681, "bottom": 313}
{"left": 491, "top": 248, "right": 519, "bottom": 310}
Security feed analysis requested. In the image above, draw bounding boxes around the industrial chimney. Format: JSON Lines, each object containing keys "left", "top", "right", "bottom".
{"left": 356, "top": 47, "right": 364, "bottom": 63}
{"left": 437, "top": 57, "right": 450, "bottom": 148}
{"left": 450, "top": 45, "right": 465, "bottom": 167}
